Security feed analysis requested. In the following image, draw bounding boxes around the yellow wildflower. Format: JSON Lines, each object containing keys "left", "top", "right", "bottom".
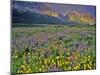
{"left": 15, "top": 55, "right": 18, "bottom": 58}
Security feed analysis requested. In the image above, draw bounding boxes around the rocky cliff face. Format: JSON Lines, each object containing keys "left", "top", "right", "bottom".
{"left": 12, "top": 1, "right": 60, "bottom": 18}
{"left": 12, "top": 1, "right": 96, "bottom": 25}
{"left": 66, "top": 11, "right": 95, "bottom": 25}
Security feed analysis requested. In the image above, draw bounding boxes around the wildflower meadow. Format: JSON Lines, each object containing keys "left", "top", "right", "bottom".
{"left": 11, "top": 25, "right": 96, "bottom": 74}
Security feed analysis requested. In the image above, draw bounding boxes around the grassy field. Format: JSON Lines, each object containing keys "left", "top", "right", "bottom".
{"left": 11, "top": 25, "right": 96, "bottom": 74}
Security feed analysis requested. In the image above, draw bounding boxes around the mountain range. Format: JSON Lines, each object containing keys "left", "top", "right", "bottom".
{"left": 12, "top": 1, "right": 96, "bottom": 26}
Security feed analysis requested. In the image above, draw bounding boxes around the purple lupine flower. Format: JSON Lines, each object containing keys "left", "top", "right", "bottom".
{"left": 44, "top": 49, "right": 52, "bottom": 58}
{"left": 28, "top": 35, "right": 37, "bottom": 47}
{"left": 57, "top": 32, "right": 65, "bottom": 39}
{"left": 49, "top": 64, "right": 61, "bottom": 72}
{"left": 77, "top": 43, "right": 87, "bottom": 52}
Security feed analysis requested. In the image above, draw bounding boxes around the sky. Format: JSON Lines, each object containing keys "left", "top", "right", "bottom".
{"left": 12, "top": 0, "right": 96, "bottom": 18}
{"left": 46, "top": 3, "right": 96, "bottom": 17}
